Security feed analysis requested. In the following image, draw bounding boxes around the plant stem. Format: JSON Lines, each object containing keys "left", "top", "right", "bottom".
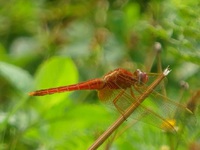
{"left": 88, "top": 67, "right": 171, "bottom": 150}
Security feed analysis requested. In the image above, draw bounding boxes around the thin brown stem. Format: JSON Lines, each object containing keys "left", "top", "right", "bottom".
{"left": 88, "top": 67, "right": 171, "bottom": 150}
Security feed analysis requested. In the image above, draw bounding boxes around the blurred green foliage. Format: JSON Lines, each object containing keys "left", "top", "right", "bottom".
{"left": 0, "top": 0, "right": 200, "bottom": 149}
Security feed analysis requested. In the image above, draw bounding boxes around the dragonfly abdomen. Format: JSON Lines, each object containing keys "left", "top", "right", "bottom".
{"left": 29, "top": 78, "right": 105, "bottom": 96}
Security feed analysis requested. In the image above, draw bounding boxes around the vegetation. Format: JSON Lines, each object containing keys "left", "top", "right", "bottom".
{"left": 0, "top": 0, "right": 199, "bottom": 149}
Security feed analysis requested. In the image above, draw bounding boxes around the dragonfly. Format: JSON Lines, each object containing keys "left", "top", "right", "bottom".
{"left": 29, "top": 68, "right": 191, "bottom": 130}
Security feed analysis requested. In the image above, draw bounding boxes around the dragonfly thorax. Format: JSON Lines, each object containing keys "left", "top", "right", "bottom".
{"left": 103, "top": 68, "right": 140, "bottom": 89}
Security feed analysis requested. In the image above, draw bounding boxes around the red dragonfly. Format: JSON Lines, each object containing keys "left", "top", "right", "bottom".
{"left": 29, "top": 68, "right": 190, "bottom": 130}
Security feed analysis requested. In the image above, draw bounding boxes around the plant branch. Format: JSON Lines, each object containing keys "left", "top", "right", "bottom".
{"left": 88, "top": 67, "right": 171, "bottom": 150}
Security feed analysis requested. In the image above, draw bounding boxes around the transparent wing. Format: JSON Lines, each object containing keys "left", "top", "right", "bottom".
{"left": 97, "top": 76, "right": 193, "bottom": 131}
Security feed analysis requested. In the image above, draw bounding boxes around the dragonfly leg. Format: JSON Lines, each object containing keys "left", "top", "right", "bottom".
{"left": 130, "top": 87, "right": 136, "bottom": 99}
{"left": 129, "top": 87, "right": 142, "bottom": 108}
{"left": 112, "top": 90, "right": 127, "bottom": 121}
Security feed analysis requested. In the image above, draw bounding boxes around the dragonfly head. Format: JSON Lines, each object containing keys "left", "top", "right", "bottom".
{"left": 135, "top": 69, "right": 148, "bottom": 84}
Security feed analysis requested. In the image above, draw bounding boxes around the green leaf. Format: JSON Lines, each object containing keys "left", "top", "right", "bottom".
{"left": 32, "top": 56, "right": 78, "bottom": 109}
{"left": 0, "top": 61, "right": 33, "bottom": 94}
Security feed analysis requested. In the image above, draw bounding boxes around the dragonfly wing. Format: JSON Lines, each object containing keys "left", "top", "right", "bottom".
{"left": 135, "top": 84, "right": 194, "bottom": 120}
{"left": 98, "top": 73, "right": 194, "bottom": 130}
{"left": 98, "top": 87, "right": 115, "bottom": 102}
{"left": 108, "top": 88, "right": 177, "bottom": 130}
{"left": 129, "top": 84, "right": 195, "bottom": 130}
{"left": 100, "top": 85, "right": 192, "bottom": 131}
{"left": 145, "top": 89, "right": 196, "bottom": 129}
{"left": 98, "top": 87, "right": 130, "bottom": 112}
{"left": 98, "top": 86, "right": 171, "bottom": 129}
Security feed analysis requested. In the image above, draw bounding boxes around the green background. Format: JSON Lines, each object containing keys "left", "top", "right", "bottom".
{"left": 0, "top": 0, "right": 199, "bottom": 149}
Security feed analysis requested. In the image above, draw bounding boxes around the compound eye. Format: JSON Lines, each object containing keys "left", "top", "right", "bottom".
{"left": 135, "top": 69, "right": 148, "bottom": 84}
{"left": 141, "top": 73, "right": 148, "bottom": 83}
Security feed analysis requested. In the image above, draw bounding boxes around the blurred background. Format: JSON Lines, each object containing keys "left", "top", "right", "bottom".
{"left": 0, "top": 0, "right": 200, "bottom": 149}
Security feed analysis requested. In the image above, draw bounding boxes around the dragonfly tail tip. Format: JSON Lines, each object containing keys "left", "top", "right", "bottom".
{"left": 29, "top": 92, "right": 35, "bottom": 96}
